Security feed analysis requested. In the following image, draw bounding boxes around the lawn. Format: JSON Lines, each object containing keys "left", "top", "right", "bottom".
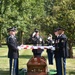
{"left": 0, "top": 45, "right": 75, "bottom": 75}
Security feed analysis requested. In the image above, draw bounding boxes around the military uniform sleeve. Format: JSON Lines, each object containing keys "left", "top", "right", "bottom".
{"left": 61, "top": 35, "right": 67, "bottom": 50}
{"left": 61, "top": 35, "right": 69, "bottom": 57}
{"left": 8, "top": 37, "right": 18, "bottom": 51}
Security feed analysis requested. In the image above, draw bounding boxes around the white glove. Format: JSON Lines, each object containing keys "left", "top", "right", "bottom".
{"left": 51, "top": 46, "right": 55, "bottom": 51}
{"left": 32, "top": 32, "right": 36, "bottom": 37}
{"left": 17, "top": 46, "right": 22, "bottom": 50}
{"left": 20, "top": 45, "right": 25, "bottom": 49}
{"left": 40, "top": 38, "right": 42, "bottom": 42}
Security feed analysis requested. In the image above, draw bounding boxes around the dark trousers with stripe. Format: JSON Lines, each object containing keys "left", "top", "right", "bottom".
{"left": 47, "top": 50, "right": 54, "bottom": 65}
{"left": 9, "top": 58, "right": 18, "bottom": 75}
{"left": 55, "top": 57, "right": 66, "bottom": 75}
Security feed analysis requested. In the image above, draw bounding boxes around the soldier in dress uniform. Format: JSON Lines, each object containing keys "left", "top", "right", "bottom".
{"left": 6, "top": 27, "right": 20, "bottom": 75}
{"left": 31, "top": 29, "right": 44, "bottom": 57}
{"left": 46, "top": 34, "right": 54, "bottom": 65}
{"left": 54, "top": 27, "right": 69, "bottom": 75}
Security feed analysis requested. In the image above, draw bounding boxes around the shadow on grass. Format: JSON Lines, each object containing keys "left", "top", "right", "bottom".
{"left": 0, "top": 68, "right": 75, "bottom": 75}
{"left": 0, "top": 68, "right": 9, "bottom": 75}
{"left": 19, "top": 69, "right": 75, "bottom": 75}
{"left": 0, "top": 45, "right": 7, "bottom": 48}
{"left": 43, "top": 55, "right": 47, "bottom": 58}
{"left": 19, "top": 68, "right": 57, "bottom": 75}
{"left": 0, "top": 68, "right": 27, "bottom": 75}
{"left": 19, "top": 55, "right": 33, "bottom": 59}
{"left": 19, "top": 54, "right": 48, "bottom": 59}
{"left": 0, "top": 54, "right": 47, "bottom": 59}
{"left": 68, "top": 70, "right": 75, "bottom": 75}
{"left": 73, "top": 47, "right": 75, "bottom": 49}
{"left": 0, "top": 56, "right": 7, "bottom": 58}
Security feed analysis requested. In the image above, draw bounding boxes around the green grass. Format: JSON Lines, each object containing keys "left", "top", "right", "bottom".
{"left": 0, "top": 45, "right": 75, "bottom": 75}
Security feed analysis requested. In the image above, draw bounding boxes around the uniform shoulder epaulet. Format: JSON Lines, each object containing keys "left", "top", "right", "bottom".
{"left": 9, "top": 35, "right": 14, "bottom": 39}
{"left": 7, "top": 35, "right": 14, "bottom": 42}
{"left": 62, "top": 34, "right": 67, "bottom": 39}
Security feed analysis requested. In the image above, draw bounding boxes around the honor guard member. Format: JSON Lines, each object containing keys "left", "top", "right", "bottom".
{"left": 54, "top": 27, "right": 69, "bottom": 75}
{"left": 46, "top": 34, "right": 54, "bottom": 65}
{"left": 6, "top": 27, "right": 20, "bottom": 75}
{"left": 54, "top": 28, "right": 59, "bottom": 75}
{"left": 31, "top": 29, "right": 44, "bottom": 57}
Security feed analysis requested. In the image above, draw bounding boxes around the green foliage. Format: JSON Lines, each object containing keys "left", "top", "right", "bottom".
{"left": 0, "top": 0, "right": 75, "bottom": 46}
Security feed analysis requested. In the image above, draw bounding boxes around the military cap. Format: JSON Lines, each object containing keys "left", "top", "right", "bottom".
{"left": 54, "top": 28, "right": 58, "bottom": 32}
{"left": 57, "top": 27, "right": 65, "bottom": 31}
{"left": 34, "top": 28, "right": 39, "bottom": 32}
{"left": 7, "top": 27, "right": 17, "bottom": 32}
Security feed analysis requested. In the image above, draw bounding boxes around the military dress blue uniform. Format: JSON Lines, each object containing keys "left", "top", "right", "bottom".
{"left": 54, "top": 32, "right": 69, "bottom": 75}
{"left": 31, "top": 30, "right": 44, "bottom": 57}
{"left": 6, "top": 28, "right": 19, "bottom": 75}
{"left": 46, "top": 37, "right": 54, "bottom": 65}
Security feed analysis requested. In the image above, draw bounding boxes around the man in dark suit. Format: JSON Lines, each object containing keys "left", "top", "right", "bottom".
{"left": 6, "top": 27, "right": 20, "bottom": 75}
{"left": 31, "top": 29, "right": 44, "bottom": 57}
{"left": 54, "top": 27, "right": 69, "bottom": 75}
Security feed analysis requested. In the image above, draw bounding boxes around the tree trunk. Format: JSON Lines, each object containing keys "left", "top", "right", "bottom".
{"left": 0, "top": 26, "right": 2, "bottom": 47}
{"left": 17, "top": 31, "right": 23, "bottom": 45}
{"left": 68, "top": 41, "right": 73, "bottom": 58}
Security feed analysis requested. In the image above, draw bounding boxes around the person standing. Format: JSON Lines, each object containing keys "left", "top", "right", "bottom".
{"left": 46, "top": 34, "right": 54, "bottom": 65}
{"left": 31, "top": 29, "right": 44, "bottom": 57}
{"left": 6, "top": 27, "right": 20, "bottom": 75}
{"left": 54, "top": 27, "right": 69, "bottom": 75}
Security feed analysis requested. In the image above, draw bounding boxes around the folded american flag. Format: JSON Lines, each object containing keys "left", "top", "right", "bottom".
{"left": 18, "top": 45, "right": 55, "bottom": 51}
